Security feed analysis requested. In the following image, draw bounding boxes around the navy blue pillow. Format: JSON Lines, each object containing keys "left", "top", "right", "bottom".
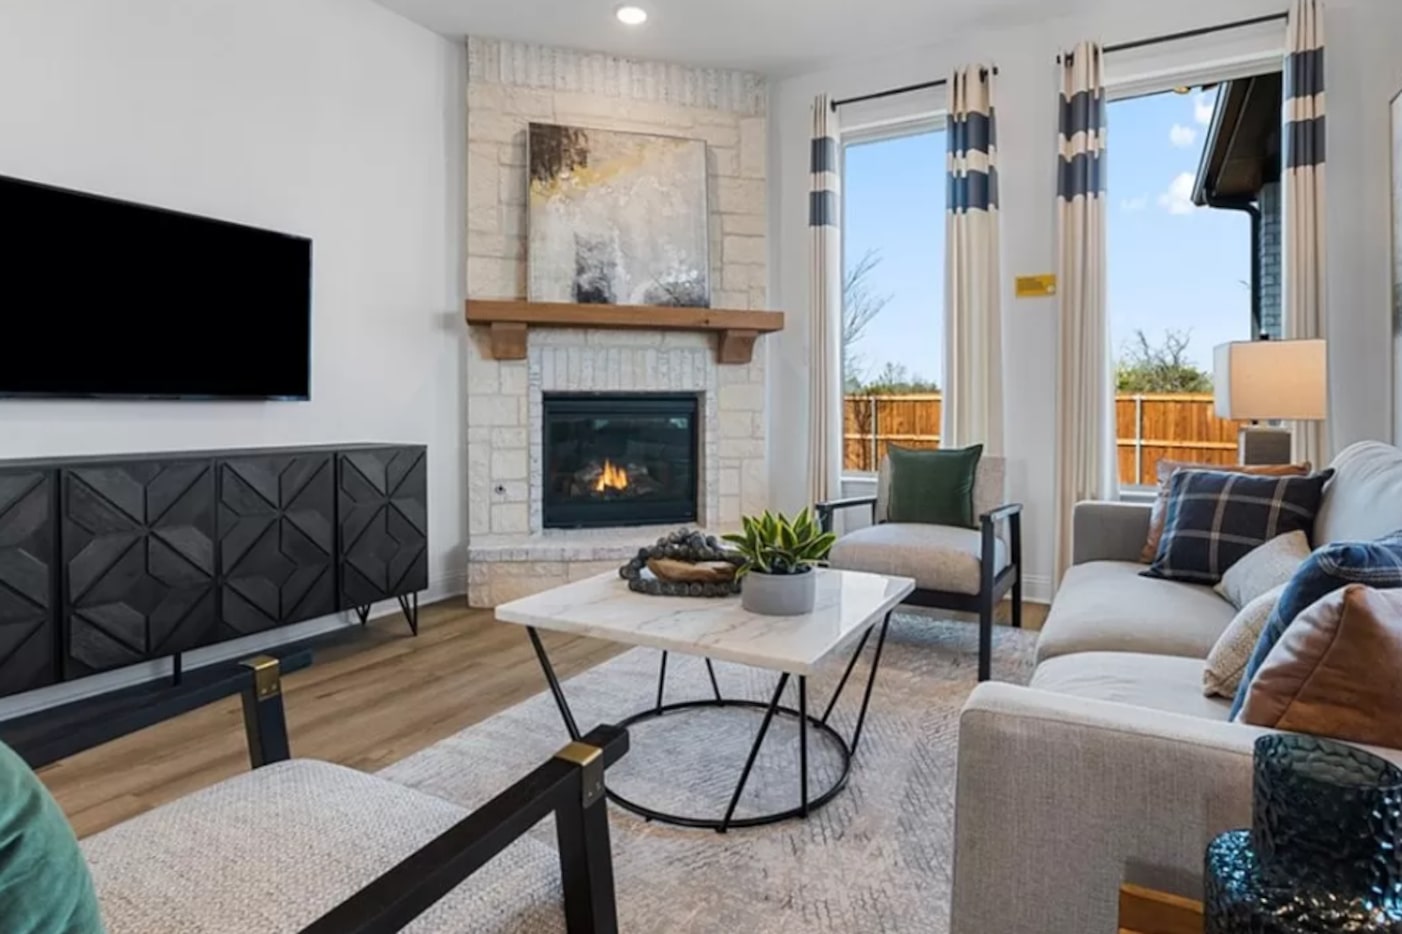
{"left": 1229, "top": 530, "right": 1402, "bottom": 718}
{"left": 1143, "top": 469, "right": 1333, "bottom": 585}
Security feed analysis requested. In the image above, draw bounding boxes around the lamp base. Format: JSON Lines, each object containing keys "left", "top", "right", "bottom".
{"left": 1238, "top": 426, "right": 1293, "bottom": 466}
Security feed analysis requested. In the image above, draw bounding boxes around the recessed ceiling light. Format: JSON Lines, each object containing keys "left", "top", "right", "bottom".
{"left": 615, "top": 4, "right": 648, "bottom": 25}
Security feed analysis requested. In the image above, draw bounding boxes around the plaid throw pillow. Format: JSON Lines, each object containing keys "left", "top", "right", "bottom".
{"left": 1230, "top": 530, "right": 1402, "bottom": 718}
{"left": 1143, "top": 469, "right": 1333, "bottom": 585}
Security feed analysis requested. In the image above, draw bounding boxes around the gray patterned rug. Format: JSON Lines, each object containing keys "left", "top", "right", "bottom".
{"left": 380, "top": 612, "right": 1038, "bottom": 933}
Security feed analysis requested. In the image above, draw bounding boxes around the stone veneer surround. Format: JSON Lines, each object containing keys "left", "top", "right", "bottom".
{"left": 464, "top": 38, "right": 769, "bottom": 607}
{"left": 526, "top": 334, "right": 723, "bottom": 533}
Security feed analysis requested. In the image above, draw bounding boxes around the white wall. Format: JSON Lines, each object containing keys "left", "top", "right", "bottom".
{"left": 0, "top": 0, "right": 466, "bottom": 712}
{"left": 770, "top": 0, "right": 1402, "bottom": 601}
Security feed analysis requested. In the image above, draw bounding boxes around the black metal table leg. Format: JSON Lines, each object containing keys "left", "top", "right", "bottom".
{"left": 820, "top": 627, "right": 872, "bottom": 725}
{"left": 527, "top": 627, "right": 581, "bottom": 742}
{"left": 704, "top": 659, "right": 723, "bottom": 703}
{"left": 799, "top": 676, "right": 809, "bottom": 817}
{"left": 848, "top": 611, "right": 892, "bottom": 755}
{"left": 719, "top": 672, "right": 790, "bottom": 833}
{"left": 527, "top": 611, "right": 894, "bottom": 833}
{"left": 655, "top": 652, "right": 668, "bottom": 714}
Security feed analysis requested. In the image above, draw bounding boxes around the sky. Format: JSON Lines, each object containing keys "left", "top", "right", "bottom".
{"left": 842, "top": 87, "right": 1252, "bottom": 388}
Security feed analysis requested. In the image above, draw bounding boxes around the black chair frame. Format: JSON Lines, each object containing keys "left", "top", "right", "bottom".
{"left": 815, "top": 497, "right": 1023, "bottom": 681}
{"left": 6, "top": 653, "right": 628, "bottom": 934}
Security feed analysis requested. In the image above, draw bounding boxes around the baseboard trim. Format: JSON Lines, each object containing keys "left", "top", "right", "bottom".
{"left": 1021, "top": 574, "right": 1053, "bottom": 605}
{"left": 0, "top": 573, "right": 468, "bottom": 721}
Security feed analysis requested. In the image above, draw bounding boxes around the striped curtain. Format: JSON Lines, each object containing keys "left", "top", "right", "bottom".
{"left": 1284, "top": 0, "right": 1328, "bottom": 466}
{"left": 943, "top": 67, "right": 1004, "bottom": 456}
{"left": 1053, "top": 42, "right": 1111, "bottom": 586}
{"left": 807, "top": 94, "right": 843, "bottom": 506}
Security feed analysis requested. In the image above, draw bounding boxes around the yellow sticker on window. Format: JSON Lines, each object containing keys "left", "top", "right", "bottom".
{"left": 1015, "top": 274, "right": 1057, "bottom": 297}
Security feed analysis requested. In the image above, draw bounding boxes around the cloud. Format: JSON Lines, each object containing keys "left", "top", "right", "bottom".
{"left": 1169, "top": 124, "right": 1198, "bottom": 148}
{"left": 1158, "top": 172, "right": 1199, "bottom": 215}
{"left": 1120, "top": 195, "right": 1149, "bottom": 212}
{"left": 1194, "top": 92, "right": 1215, "bottom": 126}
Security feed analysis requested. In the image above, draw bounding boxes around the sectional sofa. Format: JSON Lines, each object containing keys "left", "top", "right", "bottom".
{"left": 948, "top": 440, "right": 1402, "bottom": 934}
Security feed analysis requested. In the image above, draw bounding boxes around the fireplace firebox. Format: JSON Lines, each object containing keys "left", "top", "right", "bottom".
{"left": 542, "top": 393, "right": 699, "bottom": 529}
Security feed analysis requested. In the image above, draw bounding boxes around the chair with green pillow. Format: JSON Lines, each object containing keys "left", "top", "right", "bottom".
{"left": 816, "top": 444, "right": 1022, "bottom": 682}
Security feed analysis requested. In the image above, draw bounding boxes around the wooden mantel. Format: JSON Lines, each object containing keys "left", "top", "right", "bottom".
{"left": 465, "top": 299, "right": 785, "bottom": 365}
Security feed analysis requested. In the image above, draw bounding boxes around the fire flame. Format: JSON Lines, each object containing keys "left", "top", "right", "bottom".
{"left": 594, "top": 459, "right": 629, "bottom": 493}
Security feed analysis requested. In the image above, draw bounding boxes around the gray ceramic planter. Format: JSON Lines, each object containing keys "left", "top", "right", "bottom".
{"left": 740, "top": 567, "right": 817, "bottom": 616}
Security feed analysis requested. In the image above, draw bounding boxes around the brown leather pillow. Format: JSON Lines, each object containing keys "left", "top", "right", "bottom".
{"left": 1139, "top": 461, "right": 1312, "bottom": 563}
{"left": 1238, "top": 584, "right": 1402, "bottom": 749}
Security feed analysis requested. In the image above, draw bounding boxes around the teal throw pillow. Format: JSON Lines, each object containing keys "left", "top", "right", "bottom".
{"left": 0, "top": 740, "right": 104, "bottom": 934}
{"left": 886, "top": 444, "right": 984, "bottom": 528}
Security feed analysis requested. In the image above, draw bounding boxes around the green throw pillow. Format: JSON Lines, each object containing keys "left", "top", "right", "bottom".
{"left": 0, "top": 740, "right": 103, "bottom": 934}
{"left": 886, "top": 444, "right": 983, "bottom": 528}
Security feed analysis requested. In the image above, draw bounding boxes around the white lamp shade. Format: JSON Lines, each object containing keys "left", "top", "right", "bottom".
{"left": 1213, "top": 339, "right": 1327, "bottom": 420}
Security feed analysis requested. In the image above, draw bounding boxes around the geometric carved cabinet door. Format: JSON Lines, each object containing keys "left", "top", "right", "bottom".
{"left": 60, "top": 459, "right": 218, "bottom": 677}
{"left": 336, "top": 446, "right": 428, "bottom": 610}
{"left": 0, "top": 470, "right": 57, "bottom": 698}
{"left": 217, "top": 452, "right": 335, "bottom": 638}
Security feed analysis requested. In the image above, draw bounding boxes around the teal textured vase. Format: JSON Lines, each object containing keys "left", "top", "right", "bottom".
{"left": 1205, "top": 734, "right": 1402, "bottom": 933}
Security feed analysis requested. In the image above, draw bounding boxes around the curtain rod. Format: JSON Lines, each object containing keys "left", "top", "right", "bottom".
{"left": 829, "top": 10, "right": 1288, "bottom": 110}
{"left": 830, "top": 67, "right": 996, "bottom": 111}
{"left": 1060, "top": 11, "right": 1288, "bottom": 64}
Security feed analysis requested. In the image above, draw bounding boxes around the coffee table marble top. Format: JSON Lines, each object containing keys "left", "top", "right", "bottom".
{"left": 494, "top": 568, "right": 915, "bottom": 675}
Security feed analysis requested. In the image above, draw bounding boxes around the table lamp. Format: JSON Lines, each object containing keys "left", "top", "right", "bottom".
{"left": 1213, "top": 339, "right": 1327, "bottom": 465}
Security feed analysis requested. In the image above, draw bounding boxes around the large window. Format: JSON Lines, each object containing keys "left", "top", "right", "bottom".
{"left": 841, "top": 126, "right": 947, "bottom": 473}
{"left": 1107, "top": 83, "right": 1268, "bottom": 486}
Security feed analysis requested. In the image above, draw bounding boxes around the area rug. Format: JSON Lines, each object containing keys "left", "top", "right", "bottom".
{"left": 379, "top": 612, "right": 1038, "bottom": 933}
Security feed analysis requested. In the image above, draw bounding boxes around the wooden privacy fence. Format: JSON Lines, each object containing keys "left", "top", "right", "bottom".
{"left": 843, "top": 392, "right": 1244, "bottom": 484}
{"left": 843, "top": 394, "right": 943, "bottom": 472}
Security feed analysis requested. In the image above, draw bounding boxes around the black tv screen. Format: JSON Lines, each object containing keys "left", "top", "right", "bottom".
{"left": 0, "top": 174, "right": 312, "bottom": 399}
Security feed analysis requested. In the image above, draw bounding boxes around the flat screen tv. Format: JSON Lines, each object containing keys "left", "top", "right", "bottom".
{"left": 0, "top": 174, "right": 312, "bottom": 400}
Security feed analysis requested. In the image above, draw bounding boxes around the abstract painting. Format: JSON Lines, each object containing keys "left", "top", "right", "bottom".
{"left": 528, "top": 122, "right": 710, "bottom": 307}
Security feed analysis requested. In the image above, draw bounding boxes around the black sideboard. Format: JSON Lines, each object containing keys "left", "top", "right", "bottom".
{"left": 0, "top": 443, "right": 427, "bottom": 699}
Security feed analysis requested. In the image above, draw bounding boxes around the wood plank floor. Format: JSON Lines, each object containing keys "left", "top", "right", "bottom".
{"left": 38, "top": 597, "right": 1047, "bottom": 839}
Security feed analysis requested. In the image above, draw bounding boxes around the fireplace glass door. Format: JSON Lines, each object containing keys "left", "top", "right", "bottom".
{"left": 542, "top": 394, "right": 699, "bottom": 529}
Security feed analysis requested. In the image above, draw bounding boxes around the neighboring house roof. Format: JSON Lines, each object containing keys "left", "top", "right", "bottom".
{"left": 1192, "top": 72, "right": 1283, "bottom": 205}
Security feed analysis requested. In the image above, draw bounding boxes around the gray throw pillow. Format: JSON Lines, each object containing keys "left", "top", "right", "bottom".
{"left": 1215, "top": 531, "right": 1312, "bottom": 610}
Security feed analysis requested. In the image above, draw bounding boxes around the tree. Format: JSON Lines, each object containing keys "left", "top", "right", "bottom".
{"left": 1115, "top": 329, "right": 1213, "bottom": 393}
{"left": 842, "top": 249, "right": 894, "bottom": 388}
{"left": 858, "top": 361, "right": 940, "bottom": 395}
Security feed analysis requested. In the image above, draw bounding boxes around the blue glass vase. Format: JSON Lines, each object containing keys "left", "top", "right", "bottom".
{"left": 1205, "top": 734, "right": 1402, "bottom": 933}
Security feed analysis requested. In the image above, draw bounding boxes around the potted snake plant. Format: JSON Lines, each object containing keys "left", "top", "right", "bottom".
{"left": 724, "top": 509, "right": 837, "bottom": 616}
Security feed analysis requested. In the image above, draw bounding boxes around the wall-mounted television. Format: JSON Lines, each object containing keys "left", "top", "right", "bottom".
{"left": 0, "top": 173, "right": 312, "bottom": 400}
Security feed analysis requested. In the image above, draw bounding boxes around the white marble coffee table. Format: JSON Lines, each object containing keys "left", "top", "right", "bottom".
{"left": 496, "top": 568, "right": 915, "bottom": 832}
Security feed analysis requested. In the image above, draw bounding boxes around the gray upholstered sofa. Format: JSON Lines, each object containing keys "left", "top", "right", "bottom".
{"left": 948, "top": 440, "right": 1402, "bottom": 934}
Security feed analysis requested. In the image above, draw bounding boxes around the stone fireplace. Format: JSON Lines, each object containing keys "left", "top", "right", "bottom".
{"left": 542, "top": 393, "right": 700, "bottom": 529}
{"left": 463, "top": 38, "right": 769, "bottom": 607}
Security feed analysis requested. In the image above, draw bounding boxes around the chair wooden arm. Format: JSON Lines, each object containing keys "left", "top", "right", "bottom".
{"left": 980, "top": 503, "right": 1023, "bottom": 577}
{"left": 3, "top": 651, "right": 308, "bottom": 771}
{"left": 814, "top": 495, "right": 879, "bottom": 532}
{"left": 300, "top": 724, "right": 630, "bottom": 934}
{"left": 978, "top": 502, "right": 1023, "bottom": 526}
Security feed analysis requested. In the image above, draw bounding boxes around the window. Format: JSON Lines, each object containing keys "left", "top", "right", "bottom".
{"left": 840, "top": 126, "right": 947, "bottom": 474}
{"left": 1107, "top": 76, "right": 1279, "bottom": 487}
